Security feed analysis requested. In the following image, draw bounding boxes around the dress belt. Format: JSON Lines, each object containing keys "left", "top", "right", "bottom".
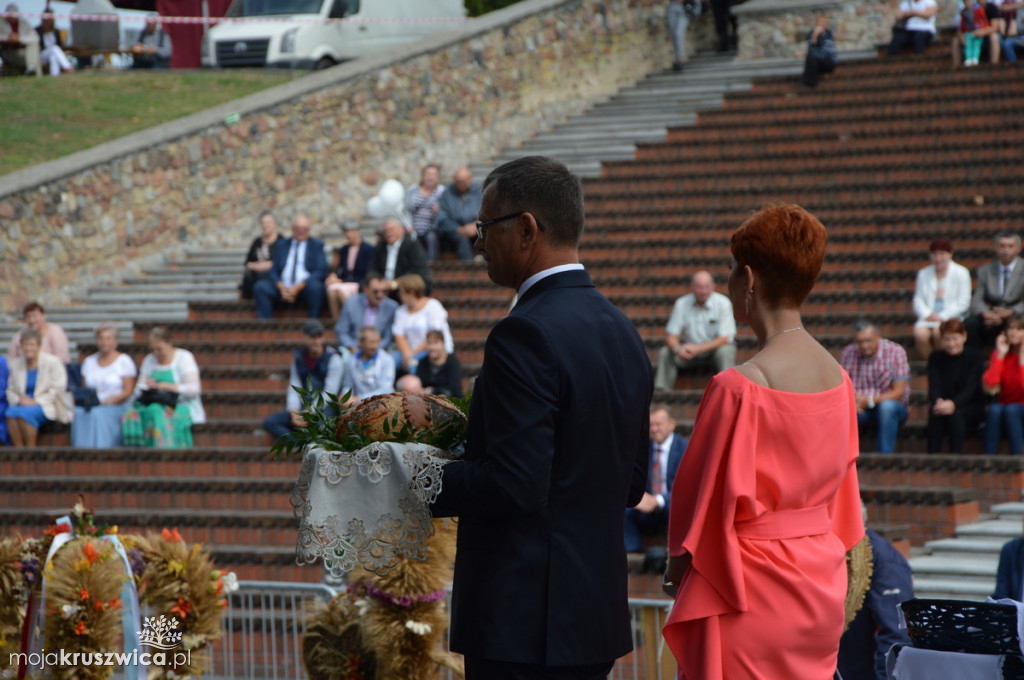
{"left": 733, "top": 505, "right": 831, "bottom": 540}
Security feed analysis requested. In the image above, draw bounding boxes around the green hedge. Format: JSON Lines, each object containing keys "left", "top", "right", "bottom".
{"left": 464, "top": 0, "right": 524, "bottom": 17}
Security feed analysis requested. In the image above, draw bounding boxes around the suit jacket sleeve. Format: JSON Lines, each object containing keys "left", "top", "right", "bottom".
{"left": 335, "top": 299, "right": 359, "bottom": 348}
{"left": 431, "top": 315, "right": 559, "bottom": 518}
{"left": 970, "top": 266, "right": 992, "bottom": 316}
{"left": 269, "top": 239, "right": 289, "bottom": 285}
{"left": 436, "top": 189, "right": 461, "bottom": 234}
{"left": 307, "top": 240, "right": 328, "bottom": 281}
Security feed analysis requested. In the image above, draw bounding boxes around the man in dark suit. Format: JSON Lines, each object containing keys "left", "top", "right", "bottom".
{"left": 369, "top": 217, "right": 431, "bottom": 295}
{"left": 967, "top": 231, "right": 1024, "bottom": 347}
{"left": 994, "top": 536, "right": 1024, "bottom": 601}
{"left": 624, "top": 405, "right": 687, "bottom": 557}
{"left": 253, "top": 214, "right": 328, "bottom": 319}
{"left": 431, "top": 156, "right": 654, "bottom": 680}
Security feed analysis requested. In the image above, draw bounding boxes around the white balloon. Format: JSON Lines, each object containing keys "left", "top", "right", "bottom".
{"left": 366, "top": 196, "right": 388, "bottom": 218}
{"left": 379, "top": 179, "right": 406, "bottom": 209}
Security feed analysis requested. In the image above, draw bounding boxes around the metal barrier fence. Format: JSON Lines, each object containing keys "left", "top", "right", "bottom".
{"left": 206, "top": 582, "right": 676, "bottom": 680}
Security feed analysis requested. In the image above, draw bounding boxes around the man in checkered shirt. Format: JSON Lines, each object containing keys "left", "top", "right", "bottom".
{"left": 840, "top": 321, "right": 911, "bottom": 453}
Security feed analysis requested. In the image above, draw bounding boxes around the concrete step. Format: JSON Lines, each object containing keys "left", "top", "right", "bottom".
{"left": 910, "top": 578, "right": 993, "bottom": 601}
{"left": 951, "top": 518, "right": 1024, "bottom": 539}
{"left": 991, "top": 502, "right": 1024, "bottom": 518}
{"left": 908, "top": 553, "right": 998, "bottom": 583}
{"left": 923, "top": 537, "right": 1008, "bottom": 559}
{"left": 528, "top": 129, "right": 670, "bottom": 146}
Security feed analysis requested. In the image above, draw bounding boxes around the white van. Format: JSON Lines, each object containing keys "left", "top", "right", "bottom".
{"left": 201, "top": 0, "right": 466, "bottom": 69}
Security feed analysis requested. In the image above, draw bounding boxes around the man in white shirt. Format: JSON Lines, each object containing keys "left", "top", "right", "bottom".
{"left": 369, "top": 218, "right": 430, "bottom": 296}
{"left": 967, "top": 231, "right": 1024, "bottom": 347}
{"left": 654, "top": 270, "right": 737, "bottom": 390}
{"left": 341, "top": 326, "right": 395, "bottom": 401}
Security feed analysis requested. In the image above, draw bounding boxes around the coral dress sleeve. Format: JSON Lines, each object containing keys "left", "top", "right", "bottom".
{"left": 830, "top": 375, "right": 864, "bottom": 552}
{"left": 666, "top": 374, "right": 755, "bottom": 620}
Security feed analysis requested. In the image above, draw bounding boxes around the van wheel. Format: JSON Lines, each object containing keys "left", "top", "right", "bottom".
{"left": 315, "top": 57, "right": 335, "bottom": 70}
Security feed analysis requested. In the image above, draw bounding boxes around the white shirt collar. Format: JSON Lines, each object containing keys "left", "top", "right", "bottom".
{"left": 517, "top": 264, "right": 585, "bottom": 300}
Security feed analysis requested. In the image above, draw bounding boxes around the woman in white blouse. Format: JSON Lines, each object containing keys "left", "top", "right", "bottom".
{"left": 391, "top": 273, "right": 454, "bottom": 373}
{"left": 913, "top": 237, "right": 972, "bottom": 359}
{"left": 121, "top": 326, "right": 205, "bottom": 448}
{"left": 71, "top": 322, "right": 137, "bottom": 448}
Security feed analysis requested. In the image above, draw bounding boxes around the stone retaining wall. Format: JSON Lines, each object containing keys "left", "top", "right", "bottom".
{"left": 0, "top": 0, "right": 668, "bottom": 317}
{"left": 734, "top": 0, "right": 956, "bottom": 60}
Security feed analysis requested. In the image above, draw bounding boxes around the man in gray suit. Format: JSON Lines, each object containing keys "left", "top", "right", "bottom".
{"left": 967, "top": 232, "right": 1024, "bottom": 348}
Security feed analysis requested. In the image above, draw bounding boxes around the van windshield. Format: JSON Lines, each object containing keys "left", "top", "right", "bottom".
{"left": 224, "top": 0, "right": 325, "bottom": 17}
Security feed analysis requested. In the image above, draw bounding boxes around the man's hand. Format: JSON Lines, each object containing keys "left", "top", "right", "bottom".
{"left": 984, "top": 309, "right": 1006, "bottom": 327}
{"left": 933, "top": 398, "right": 956, "bottom": 416}
{"left": 676, "top": 344, "right": 697, "bottom": 361}
{"left": 634, "top": 492, "right": 660, "bottom": 514}
{"left": 854, "top": 393, "right": 869, "bottom": 412}
{"left": 290, "top": 411, "right": 308, "bottom": 429}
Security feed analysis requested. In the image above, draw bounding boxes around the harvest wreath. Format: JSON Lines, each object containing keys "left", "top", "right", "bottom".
{"left": 0, "top": 499, "right": 236, "bottom": 680}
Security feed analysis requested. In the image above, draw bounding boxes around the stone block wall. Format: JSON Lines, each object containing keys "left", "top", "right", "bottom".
{"left": 0, "top": 0, "right": 668, "bottom": 317}
{"left": 734, "top": 0, "right": 956, "bottom": 60}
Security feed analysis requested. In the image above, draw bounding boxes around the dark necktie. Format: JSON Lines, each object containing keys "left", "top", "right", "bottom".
{"left": 1004, "top": 267, "right": 1012, "bottom": 300}
{"left": 289, "top": 241, "right": 301, "bottom": 286}
{"left": 651, "top": 445, "right": 665, "bottom": 496}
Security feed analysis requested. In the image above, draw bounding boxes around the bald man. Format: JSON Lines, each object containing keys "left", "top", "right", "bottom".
{"left": 436, "top": 166, "right": 480, "bottom": 261}
{"left": 654, "top": 270, "right": 737, "bottom": 390}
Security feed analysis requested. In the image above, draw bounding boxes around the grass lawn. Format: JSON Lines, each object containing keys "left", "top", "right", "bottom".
{"left": 0, "top": 69, "right": 299, "bottom": 176}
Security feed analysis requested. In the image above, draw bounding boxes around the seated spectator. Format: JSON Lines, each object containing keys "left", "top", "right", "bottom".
{"left": 913, "top": 237, "right": 972, "bottom": 359}
{"left": 994, "top": 535, "right": 1024, "bottom": 600}
{"left": 253, "top": 214, "right": 328, "bottom": 319}
{"left": 263, "top": 320, "right": 343, "bottom": 440}
{"left": 624, "top": 405, "right": 686, "bottom": 558}
{"left": 130, "top": 17, "right": 171, "bottom": 69}
{"left": 7, "top": 301, "right": 70, "bottom": 364}
{"left": 335, "top": 272, "right": 399, "bottom": 355}
{"left": 654, "top": 270, "right": 736, "bottom": 391}
{"left": 341, "top": 326, "right": 395, "bottom": 402}
{"left": 5, "top": 330, "right": 69, "bottom": 447}
{"left": 241, "top": 210, "right": 280, "bottom": 300}
{"left": 405, "top": 163, "right": 445, "bottom": 262}
{"left": 391, "top": 274, "right": 454, "bottom": 374}
{"left": 953, "top": 0, "right": 1002, "bottom": 66}
{"left": 837, "top": 526, "right": 914, "bottom": 680}
{"left": 325, "top": 222, "right": 374, "bottom": 318}
{"left": 415, "top": 329, "right": 463, "bottom": 398}
{"left": 396, "top": 373, "right": 425, "bottom": 394}
{"left": 1001, "top": 4, "right": 1023, "bottom": 61}
{"left": 983, "top": 315, "right": 1024, "bottom": 454}
{"left": 36, "top": 10, "right": 72, "bottom": 76}
{"left": 0, "top": 3, "right": 39, "bottom": 75}
{"left": 840, "top": 321, "right": 910, "bottom": 453}
{"left": 967, "top": 231, "right": 1024, "bottom": 348}
{"left": 801, "top": 15, "right": 837, "bottom": 88}
{"left": 435, "top": 166, "right": 480, "bottom": 261}
{"left": 887, "top": 0, "right": 937, "bottom": 55}
{"left": 370, "top": 218, "right": 431, "bottom": 295}
{"left": 0, "top": 355, "right": 8, "bottom": 444}
{"left": 122, "top": 326, "right": 205, "bottom": 448}
{"left": 71, "top": 322, "right": 137, "bottom": 449}
{"left": 926, "top": 320, "right": 985, "bottom": 453}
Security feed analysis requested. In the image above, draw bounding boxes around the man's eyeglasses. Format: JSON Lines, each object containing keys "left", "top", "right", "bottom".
{"left": 475, "top": 211, "right": 545, "bottom": 241}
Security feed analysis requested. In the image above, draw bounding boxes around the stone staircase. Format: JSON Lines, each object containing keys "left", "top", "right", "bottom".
{"left": 911, "top": 502, "right": 1024, "bottom": 601}
{"left": 470, "top": 51, "right": 875, "bottom": 179}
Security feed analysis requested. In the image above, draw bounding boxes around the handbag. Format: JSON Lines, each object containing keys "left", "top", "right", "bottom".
{"left": 72, "top": 386, "right": 100, "bottom": 410}
{"left": 137, "top": 388, "right": 179, "bottom": 408}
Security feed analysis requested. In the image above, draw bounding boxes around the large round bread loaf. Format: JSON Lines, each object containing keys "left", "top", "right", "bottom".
{"left": 337, "top": 393, "right": 467, "bottom": 448}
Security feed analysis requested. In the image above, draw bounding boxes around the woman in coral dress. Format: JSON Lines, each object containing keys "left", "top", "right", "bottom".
{"left": 662, "top": 204, "right": 864, "bottom": 679}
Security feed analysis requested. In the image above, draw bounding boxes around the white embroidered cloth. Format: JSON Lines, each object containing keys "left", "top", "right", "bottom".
{"left": 291, "top": 442, "right": 450, "bottom": 578}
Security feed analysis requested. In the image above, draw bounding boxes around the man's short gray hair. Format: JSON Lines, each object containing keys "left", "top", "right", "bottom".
{"left": 995, "top": 231, "right": 1022, "bottom": 245}
{"left": 853, "top": 320, "right": 876, "bottom": 334}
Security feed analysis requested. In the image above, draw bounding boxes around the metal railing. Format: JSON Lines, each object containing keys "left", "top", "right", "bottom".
{"left": 205, "top": 581, "right": 676, "bottom": 680}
